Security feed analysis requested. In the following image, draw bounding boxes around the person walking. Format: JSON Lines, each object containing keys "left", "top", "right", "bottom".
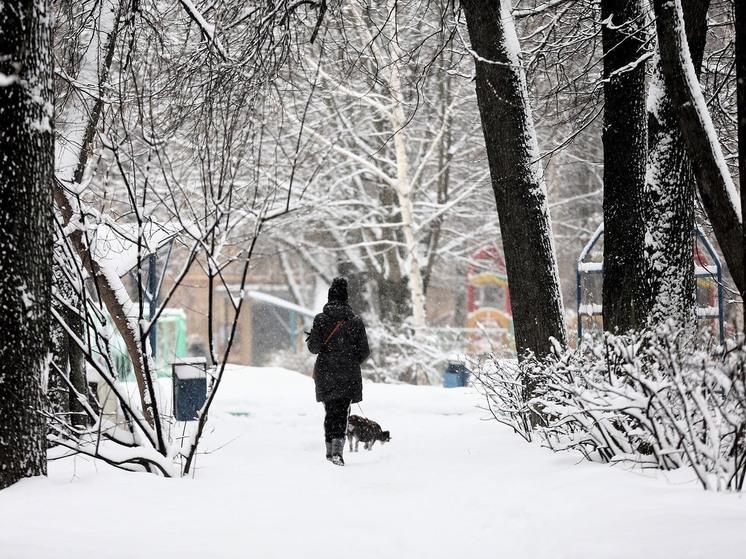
{"left": 307, "top": 277, "right": 370, "bottom": 466}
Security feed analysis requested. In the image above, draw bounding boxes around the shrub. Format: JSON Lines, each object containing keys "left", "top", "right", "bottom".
{"left": 474, "top": 326, "right": 746, "bottom": 491}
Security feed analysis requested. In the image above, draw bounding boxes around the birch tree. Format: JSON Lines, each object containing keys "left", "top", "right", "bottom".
{"left": 297, "top": 1, "right": 441, "bottom": 330}
{"left": 0, "top": 0, "right": 54, "bottom": 489}
{"left": 271, "top": 2, "right": 494, "bottom": 324}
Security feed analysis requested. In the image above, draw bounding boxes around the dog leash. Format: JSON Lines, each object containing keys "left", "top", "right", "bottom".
{"left": 356, "top": 402, "right": 367, "bottom": 419}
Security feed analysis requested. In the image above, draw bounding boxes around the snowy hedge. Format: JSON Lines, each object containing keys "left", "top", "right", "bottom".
{"left": 474, "top": 327, "right": 746, "bottom": 491}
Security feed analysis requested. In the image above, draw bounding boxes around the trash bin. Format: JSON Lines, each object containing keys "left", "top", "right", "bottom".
{"left": 172, "top": 358, "right": 207, "bottom": 421}
{"left": 443, "top": 361, "right": 471, "bottom": 388}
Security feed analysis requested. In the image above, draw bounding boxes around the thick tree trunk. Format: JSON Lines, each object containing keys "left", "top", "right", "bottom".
{"left": 645, "top": 0, "right": 709, "bottom": 329}
{"left": 462, "top": 0, "right": 567, "bottom": 360}
{"left": 736, "top": 0, "right": 746, "bottom": 332}
{"left": 653, "top": 0, "right": 744, "bottom": 297}
{"left": 0, "top": 0, "right": 54, "bottom": 489}
{"left": 601, "top": 0, "right": 650, "bottom": 333}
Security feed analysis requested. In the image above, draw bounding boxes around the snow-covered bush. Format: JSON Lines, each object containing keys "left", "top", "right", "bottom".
{"left": 470, "top": 357, "right": 536, "bottom": 442}
{"left": 364, "top": 326, "right": 445, "bottom": 384}
{"left": 536, "top": 329, "right": 746, "bottom": 491}
{"left": 365, "top": 326, "right": 486, "bottom": 385}
{"left": 267, "top": 348, "right": 316, "bottom": 377}
{"left": 477, "top": 326, "right": 746, "bottom": 491}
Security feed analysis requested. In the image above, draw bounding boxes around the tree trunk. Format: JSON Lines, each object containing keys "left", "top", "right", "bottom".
{"left": 653, "top": 0, "right": 744, "bottom": 297}
{"left": 52, "top": 0, "right": 164, "bottom": 436}
{"left": 601, "top": 0, "right": 650, "bottom": 333}
{"left": 736, "top": 0, "right": 746, "bottom": 332}
{"left": 374, "top": 176, "right": 411, "bottom": 326}
{"left": 0, "top": 0, "right": 54, "bottom": 489}
{"left": 347, "top": 2, "right": 428, "bottom": 331}
{"left": 54, "top": 0, "right": 123, "bottom": 424}
{"left": 462, "top": 0, "right": 567, "bottom": 360}
{"left": 423, "top": 67, "right": 453, "bottom": 294}
{"left": 645, "top": 0, "right": 710, "bottom": 329}
{"left": 389, "top": 56, "right": 427, "bottom": 330}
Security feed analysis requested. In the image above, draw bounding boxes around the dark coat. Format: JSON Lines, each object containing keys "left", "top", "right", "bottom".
{"left": 307, "top": 302, "right": 370, "bottom": 403}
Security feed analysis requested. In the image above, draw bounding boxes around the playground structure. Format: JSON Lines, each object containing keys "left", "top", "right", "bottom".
{"left": 466, "top": 245, "right": 514, "bottom": 354}
{"left": 576, "top": 224, "right": 725, "bottom": 343}
{"left": 91, "top": 225, "right": 183, "bottom": 379}
{"left": 109, "top": 236, "right": 188, "bottom": 379}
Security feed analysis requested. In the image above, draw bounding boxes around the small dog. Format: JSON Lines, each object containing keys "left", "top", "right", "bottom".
{"left": 347, "top": 415, "right": 391, "bottom": 452}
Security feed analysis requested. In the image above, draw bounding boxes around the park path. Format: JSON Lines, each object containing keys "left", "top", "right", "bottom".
{"left": 1, "top": 367, "right": 745, "bottom": 558}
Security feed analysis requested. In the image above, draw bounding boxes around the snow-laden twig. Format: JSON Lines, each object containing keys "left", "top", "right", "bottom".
{"left": 178, "top": 0, "right": 228, "bottom": 61}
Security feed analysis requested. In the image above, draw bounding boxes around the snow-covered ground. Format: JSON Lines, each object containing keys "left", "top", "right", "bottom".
{"left": 2, "top": 367, "right": 746, "bottom": 559}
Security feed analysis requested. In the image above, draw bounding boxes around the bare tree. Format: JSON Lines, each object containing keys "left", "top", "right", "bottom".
{"left": 600, "top": 0, "right": 650, "bottom": 333}
{"left": 276, "top": 1, "right": 484, "bottom": 332}
{"left": 0, "top": 0, "right": 54, "bottom": 489}
{"left": 461, "top": 0, "right": 567, "bottom": 363}
{"left": 47, "top": 0, "right": 319, "bottom": 475}
{"left": 736, "top": 0, "right": 746, "bottom": 331}
{"left": 653, "top": 0, "right": 744, "bottom": 299}
{"left": 645, "top": 0, "right": 710, "bottom": 329}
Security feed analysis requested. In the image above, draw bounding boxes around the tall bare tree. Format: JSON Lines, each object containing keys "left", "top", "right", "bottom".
{"left": 653, "top": 0, "right": 744, "bottom": 299}
{"left": 0, "top": 0, "right": 54, "bottom": 489}
{"left": 601, "top": 0, "right": 650, "bottom": 333}
{"left": 461, "top": 0, "right": 567, "bottom": 362}
{"left": 736, "top": 0, "right": 746, "bottom": 331}
{"left": 646, "top": 0, "right": 710, "bottom": 329}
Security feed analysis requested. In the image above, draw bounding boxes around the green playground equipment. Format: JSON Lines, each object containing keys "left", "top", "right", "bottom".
{"left": 111, "top": 308, "right": 188, "bottom": 379}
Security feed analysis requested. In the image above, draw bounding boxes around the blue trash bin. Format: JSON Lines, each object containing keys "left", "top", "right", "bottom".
{"left": 172, "top": 358, "right": 207, "bottom": 421}
{"left": 443, "top": 361, "right": 471, "bottom": 388}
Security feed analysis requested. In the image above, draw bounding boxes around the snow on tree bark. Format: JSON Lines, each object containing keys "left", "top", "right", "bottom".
{"left": 601, "top": 0, "right": 650, "bottom": 334}
{"left": 736, "top": 0, "right": 746, "bottom": 332}
{"left": 390, "top": 73, "right": 428, "bottom": 330}
{"left": 462, "top": 0, "right": 567, "bottom": 360}
{"left": 652, "top": 0, "right": 744, "bottom": 298}
{"left": 645, "top": 0, "right": 709, "bottom": 329}
{"left": 0, "top": 0, "right": 54, "bottom": 489}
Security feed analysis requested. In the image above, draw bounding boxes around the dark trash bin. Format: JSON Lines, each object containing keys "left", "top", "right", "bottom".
{"left": 173, "top": 358, "right": 207, "bottom": 421}
{"left": 443, "top": 361, "right": 471, "bottom": 388}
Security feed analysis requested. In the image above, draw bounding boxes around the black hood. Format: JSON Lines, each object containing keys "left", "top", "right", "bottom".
{"left": 323, "top": 301, "right": 354, "bottom": 320}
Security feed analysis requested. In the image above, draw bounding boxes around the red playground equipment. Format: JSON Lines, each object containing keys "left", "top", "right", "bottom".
{"left": 466, "top": 245, "right": 514, "bottom": 353}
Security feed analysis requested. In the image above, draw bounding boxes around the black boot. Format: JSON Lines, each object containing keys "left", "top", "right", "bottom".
{"left": 330, "top": 438, "right": 345, "bottom": 466}
{"left": 325, "top": 441, "right": 333, "bottom": 462}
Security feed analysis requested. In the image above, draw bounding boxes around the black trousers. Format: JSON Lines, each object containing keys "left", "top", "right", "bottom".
{"left": 323, "top": 399, "right": 351, "bottom": 442}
